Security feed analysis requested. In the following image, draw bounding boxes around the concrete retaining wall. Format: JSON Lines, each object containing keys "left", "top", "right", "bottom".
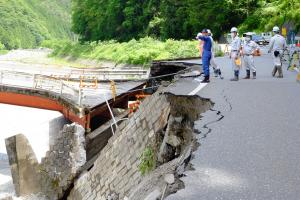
{"left": 68, "top": 92, "right": 171, "bottom": 200}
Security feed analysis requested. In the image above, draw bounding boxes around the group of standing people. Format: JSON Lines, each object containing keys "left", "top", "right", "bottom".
{"left": 196, "top": 26, "right": 287, "bottom": 83}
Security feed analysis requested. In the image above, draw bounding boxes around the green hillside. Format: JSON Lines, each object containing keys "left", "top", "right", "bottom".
{"left": 72, "top": 0, "right": 299, "bottom": 42}
{"left": 0, "top": 0, "right": 71, "bottom": 49}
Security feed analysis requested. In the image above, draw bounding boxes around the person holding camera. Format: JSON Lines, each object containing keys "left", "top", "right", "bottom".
{"left": 196, "top": 29, "right": 212, "bottom": 83}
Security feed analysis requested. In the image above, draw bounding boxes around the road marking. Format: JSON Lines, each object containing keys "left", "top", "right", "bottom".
{"left": 188, "top": 83, "right": 208, "bottom": 95}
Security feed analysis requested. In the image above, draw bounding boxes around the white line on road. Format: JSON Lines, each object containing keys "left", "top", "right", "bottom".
{"left": 188, "top": 83, "right": 208, "bottom": 95}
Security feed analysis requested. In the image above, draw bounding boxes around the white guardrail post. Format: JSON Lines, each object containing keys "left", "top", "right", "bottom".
{"left": 32, "top": 74, "right": 36, "bottom": 88}
{"left": 103, "top": 95, "right": 118, "bottom": 135}
{"left": 2, "top": 70, "right": 94, "bottom": 109}
{"left": 60, "top": 81, "right": 64, "bottom": 95}
{"left": 78, "top": 88, "right": 83, "bottom": 106}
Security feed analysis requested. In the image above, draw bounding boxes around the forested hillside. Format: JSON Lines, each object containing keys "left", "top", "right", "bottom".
{"left": 0, "top": 0, "right": 297, "bottom": 49}
{"left": 239, "top": 0, "right": 300, "bottom": 33}
{"left": 0, "top": 0, "right": 71, "bottom": 49}
{"left": 72, "top": 0, "right": 299, "bottom": 42}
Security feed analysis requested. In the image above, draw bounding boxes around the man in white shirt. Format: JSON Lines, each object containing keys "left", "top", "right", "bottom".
{"left": 229, "top": 27, "right": 241, "bottom": 81}
{"left": 242, "top": 33, "right": 260, "bottom": 79}
{"left": 207, "top": 29, "right": 223, "bottom": 79}
{"left": 268, "top": 26, "right": 287, "bottom": 78}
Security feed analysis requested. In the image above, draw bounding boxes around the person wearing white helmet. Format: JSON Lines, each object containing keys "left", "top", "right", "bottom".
{"left": 207, "top": 29, "right": 223, "bottom": 79}
{"left": 241, "top": 33, "right": 260, "bottom": 79}
{"left": 196, "top": 32, "right": 204, "bottom": 58}
{"left": 229, "top": 27, "right": 241, "bottom": 81}
{"left": 268, "top": 26, "right": 287, "bottom": 78}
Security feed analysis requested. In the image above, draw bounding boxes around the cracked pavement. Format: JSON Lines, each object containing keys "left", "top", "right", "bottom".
{"left": 165, "top": 52, "right": 300, "bottom": 200}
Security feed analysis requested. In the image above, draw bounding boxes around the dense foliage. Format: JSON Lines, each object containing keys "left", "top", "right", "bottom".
{"left": 0, "top": 0, "right": 298, "bottom": 52}
{"left": 72, "top": 0, "right": 299, "bottom": 42}
{"left": 239, "top": 0, "right": 300, "bottom": 33}
{"left": 41, "top": 38, "right": 215, "bottom": 65}
{"left": 0, "top": 0, "right": 71, "bottom": 49}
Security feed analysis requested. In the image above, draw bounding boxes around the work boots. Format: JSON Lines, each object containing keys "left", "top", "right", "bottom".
{"left": 277, "top": 66, "right": 283, "bottom": 78}
{"left": 243, "top": 70, "right": 250, "bottom": 79}
{"left": 201, "top": 75, "right": 210, "bottom": 83}
{"left": 272, "top": 66, "right": 278, "bottom": 77}
{"left": 214, "top": 69, "right": 224, "bottom": 79}
{"left": 213, "top": 68, "right": 219, "bottom": 77}
{"left": 218, "top": 69, "right": 224, "bottom": 79}
{"left": 252, "top": 71, "right": 256, "bottom": 79}
{"left": 230, "top": 70, "right": 239, "bottom": 81}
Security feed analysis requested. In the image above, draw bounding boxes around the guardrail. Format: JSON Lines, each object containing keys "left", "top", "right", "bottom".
{"left": 0, "top": 70, "right": 84, "bottom": 106}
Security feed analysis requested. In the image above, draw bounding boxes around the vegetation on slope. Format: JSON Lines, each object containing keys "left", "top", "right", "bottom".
{"left": 41, "top": 38, "right": 208, "bottom": 65}
{"left": 0, "top": 0, "right": 71, "bottom": 49}
{"left": 239, "top": 0, "right": 300, "bottom": 33}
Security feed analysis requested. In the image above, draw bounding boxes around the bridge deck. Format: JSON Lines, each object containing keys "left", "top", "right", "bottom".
{"left": 0, "top": 60, "right": 199, "bottom": 131}
{"left": 0, "top": 69, "right": 146, "bottom": 131}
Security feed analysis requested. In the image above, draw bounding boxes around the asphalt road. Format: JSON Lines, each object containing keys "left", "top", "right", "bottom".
{"left": 166, "top": 53, "right": 300, "bottom": 200}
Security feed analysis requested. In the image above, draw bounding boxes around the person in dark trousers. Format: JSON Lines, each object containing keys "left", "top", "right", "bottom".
{"left": 196, "top": 29, "right": 212, "bottom": 83}
{"left": 207, "top": 29, "right": 223, "bottom": 79}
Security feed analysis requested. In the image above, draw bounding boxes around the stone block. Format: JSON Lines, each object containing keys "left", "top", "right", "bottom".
{"left": 164, "top": 174, "right": 175, "bottom": 184}
{"left": 5, "top": 134, "right": 42, "bottom": 196}
{"left": 144, "top": 189, "right": 161, "bottom": 200}
{"left": 166, "top": 135, "right": 182, "bottom": 147}
{"left": 0, "top": 196, "right": 13, "bottom": 200}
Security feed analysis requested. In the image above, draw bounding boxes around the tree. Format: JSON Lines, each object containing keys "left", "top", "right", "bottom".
{"left": 71, "top": 0, "right": 299, "bottom": 42}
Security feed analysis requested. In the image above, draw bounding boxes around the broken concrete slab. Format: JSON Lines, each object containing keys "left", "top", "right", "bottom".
{"left": 166, "top": 135, "right": 182, "bottom": 147}
{"left": 0, "top": 196, "right": 13, "bottom": 200}
{"left": 4, "top": 123, "right": 86, "bottom": 200}
{"left": 144, "top": 189, "right": 161, "bottom": 200}
{"left": 5, "top": 134, "right": 41, "bottom": 196}
{"left": 164, "top": 174, "right": 175, "bottom": 184}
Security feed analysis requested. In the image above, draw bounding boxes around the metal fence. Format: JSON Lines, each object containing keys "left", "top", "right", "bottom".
{"left": 0, "top": 70, "right": 83, "bottom": 106}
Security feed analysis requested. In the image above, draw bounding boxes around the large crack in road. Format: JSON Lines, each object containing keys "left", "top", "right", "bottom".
{"left": 196, "top": 88, "right": 232, "bottom": 140}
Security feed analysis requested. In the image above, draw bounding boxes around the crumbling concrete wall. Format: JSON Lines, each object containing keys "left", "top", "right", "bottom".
{"left": 127, "top": 93, "right": 213, "bottom": 199}
{"left": 5, "top": 123, "right": 86, "bottom": 200}
{"left": 68, "top": 91, "right": 213, "bottom": 200}
{"left": 49, "top": 116, "right": 71, "bottom": 147}
{"left": 5, "top": 88, "right": 212, "bottom": 200}
{"left": 68, "top": 92, "right": 171, "bottom": 200}
{"left": 39, "top": 124, "right": 86, "bottom": 199}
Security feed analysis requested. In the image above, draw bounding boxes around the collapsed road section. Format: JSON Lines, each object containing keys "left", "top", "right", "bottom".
{"left": 3, "top": 59, "right": 212, "bottom": 200}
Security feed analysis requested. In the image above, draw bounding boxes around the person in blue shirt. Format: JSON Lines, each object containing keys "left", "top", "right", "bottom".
{"left": 196, "top": 29, "right": 212, "bottom": 83}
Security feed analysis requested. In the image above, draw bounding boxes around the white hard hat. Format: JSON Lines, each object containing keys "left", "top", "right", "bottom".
{"left": 196, "top": 32, "right": 202, "bottom": 38}
{"left": 230, "top": 27, "right": 238, "bottom": 32}
{"left": 272, "top": 26, "right": 280, "bottom": 32}
{"left": 207, "top": 29, "right": 213, "bottom": 36}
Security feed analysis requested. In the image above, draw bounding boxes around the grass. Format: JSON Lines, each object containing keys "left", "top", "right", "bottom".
{"left": 42, "top": 38, "right": 202, "bottom": 66}
{"left": 0, "top": 50, "right": 8, "bottom": 55}
{"left": 139, "top": 147, "right": 156, "bottom": 175}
